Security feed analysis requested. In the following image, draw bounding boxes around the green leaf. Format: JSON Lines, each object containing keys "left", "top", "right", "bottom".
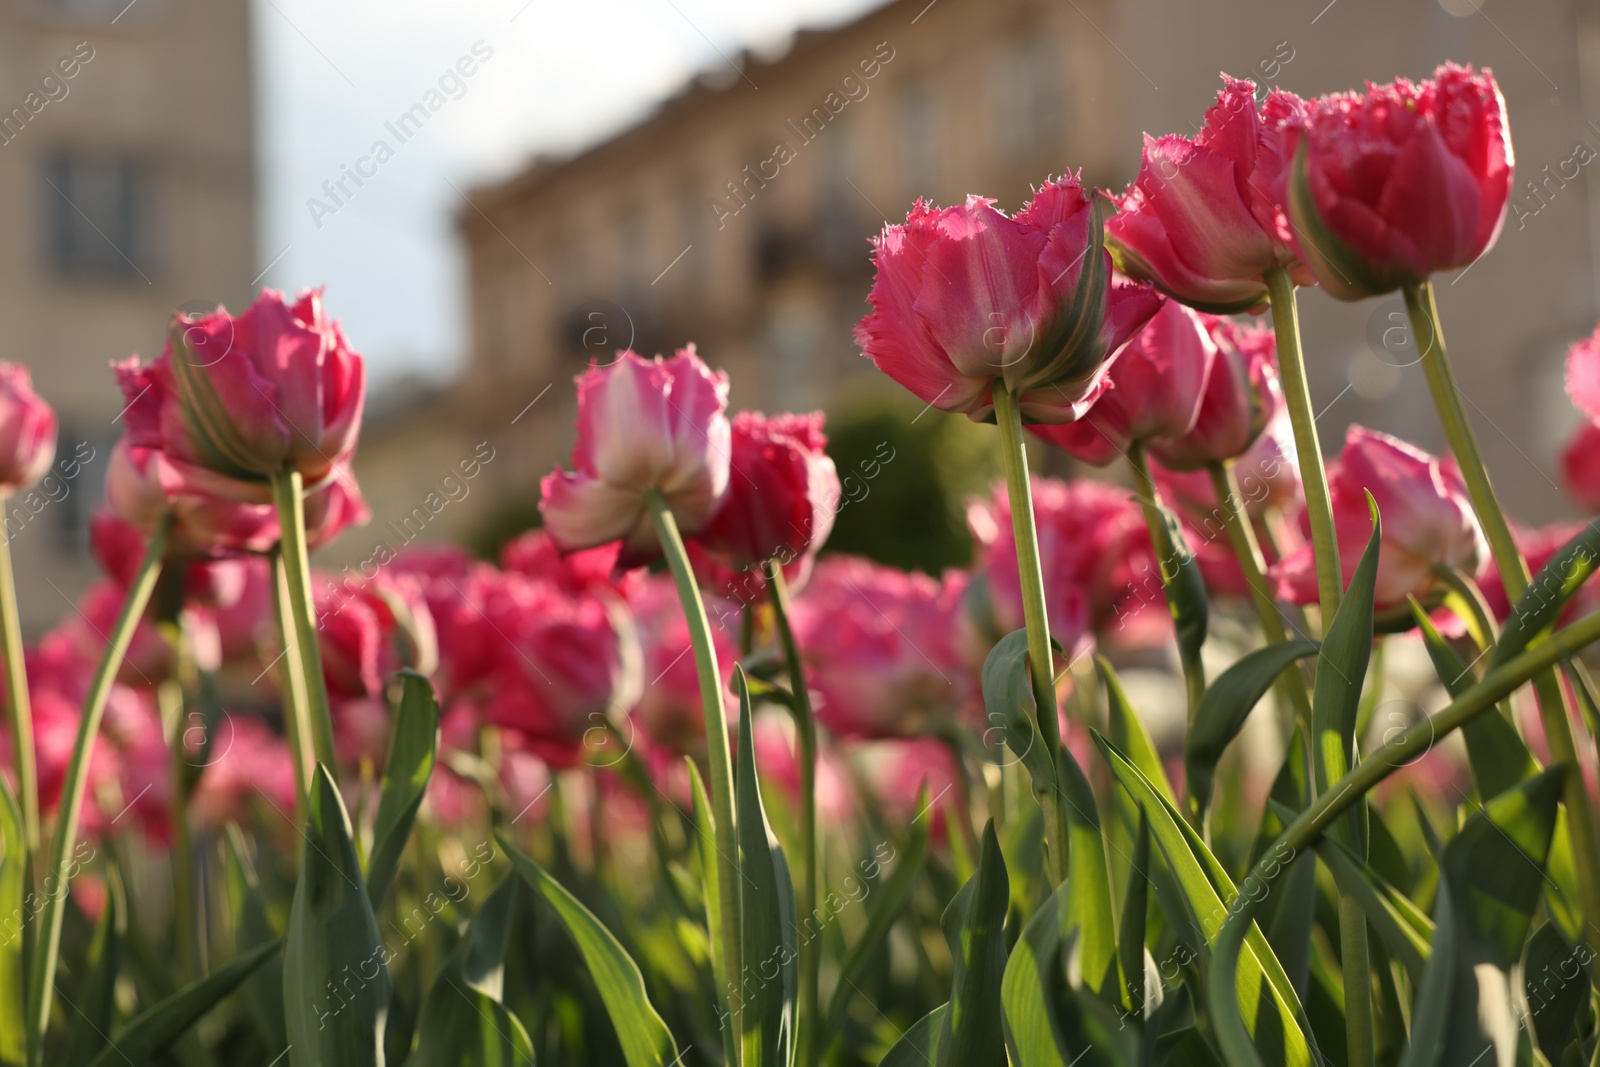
{"left": 686, "top": 757, "right": 733, "bottom": 1047}
{"left": 1311, "top": 494, "right": 1381, "bottom": 849}
{"left": 1522, "top": 923, "right": 1588, "bottom": 1064}
{"left": 880, "top": 1004, "right": 946, "bottom": 1067}
{"left": 1094, "top": 733, "right": 1314, "bottom": 1067}
{"left": 367, "top": 670, "right": 440, "bottom": 911}
{"left": 0, "top": 779, "right": 27, "bottom": 1067}
{"left": 86, "top": 938, "right": 280, "bottom": 1067}
{"left": 1411, "top": 601, "right": 1537, "bottom": 800}
{"left": 283, "top": 764, "right": 390, "bottom": 1067}
{"left": 1100, "top": 657, "right": 1177, "bottom": 808}
{"left": 500, "top": 835, "right": 680, "bottom": 1067}
{"left": 1157, "top": 503, "right": 1210, "bottom": 682}
{"left": 1401, "top": 766, "right": 1567, "bottom": 1067}
{"left": 224, "top": 824, "right": 287, "bottom": 1050}
{"left": 1308, "top": 832, "right": 1431, "bottom": 984}
{"left": 404, "top": 873, "right": 533, "bottom": 1066}
{"left": 1185, "top": 640, "right": 1318, "bottom": 820}
{"left": 58, "top": 867, "right": 124, "bottom": 1067}
{"left": 936, "top": 820, "right": 1009, "bottom": 1067}
{"left": 822, "top": 788, "right": 930, "bottom": 1041}
{"left": 982, "top": 630, "right": 1055, "bottom": 795}
{"left": 1490, "top": 521, "right": 1600, "bottom": 669}
{"left": 1116, "top": 811, "right": 1149, "bottom": 1017}
{"left": 733, "top": 667, "right": 797, "bottom": 1067}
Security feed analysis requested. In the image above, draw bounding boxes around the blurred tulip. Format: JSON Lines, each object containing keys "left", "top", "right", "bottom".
{"left": 1561, "top": 422, "right": 1600, "bottom": 513}
{"left": 1149, "top": 316, "right": 1282, "bottom": 470}
{"left": 106, "top": 440, "right": 281, "bottom": 557}
{"left": 0, "top": 363, "right": 57, "bottom": 492}
{"left": 856, "top": 176, "right": 1163, "bottom": 424}
{"left": 1108, "top": 76, "right": 1310, "bottom": 312}
{"left": 626, "top": 574, "right": 735, "bottom": 753}
{"left": 187, "top": 714, "right": 298, "bottom": 832}
{"left": 1282, "top": 64, "right": 1512, "bottom": 299}
{"left": 540, "top": 348, "right": 731, "bottom": 566}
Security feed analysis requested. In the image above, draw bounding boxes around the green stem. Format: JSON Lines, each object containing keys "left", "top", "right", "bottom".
{"left": 26, "top": 513, "right": 169, "bottom": 1067}
{"left": 1208, "top": 463, "right": 1313, "bottom": 728}
{"left": 764, "top": 560, "right": 819, "bottom": 1067}
{"left": 0, "top": 516, "right": 38, "bottom": 854}
{"left": 646, "top": 489, "right": 742, "bottom": 1057}
{"left": 1209, "top": 604, "right": 1600, "bottom": 1067}
{"left": 1404, "top": 278, "right": 1600, "bottom": 961}
{"left": 1265, "top": 265, "right": 1342, "bottom": 624}
{"left": 1128, "top": 443, "right": 1205, "bottom": 718}
{"left": 1430, "top": 563, "right": 1499, "bottom": 649}
{"left": 269, "top": 548, "right": 316, "bottom": 804}
{"left": 156, "top": 674, "right": 198, "bottom": 984}
{"left": 270, "top": 470, "right": 336, "bottom": 771}
{"left": 992, "top": 381, "right": 1070, "bottom": 888}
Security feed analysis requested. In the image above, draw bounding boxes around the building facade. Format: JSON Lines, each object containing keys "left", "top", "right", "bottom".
{"left": 0, "top": 0, "right": 256, "bottom": 631}
{"left": 441, "top": 0, "right": 1600, "bottom": 557}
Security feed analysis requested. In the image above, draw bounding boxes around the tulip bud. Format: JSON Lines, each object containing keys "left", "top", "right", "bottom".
{"left": 540, "top": 348, "right": 732, "bottom": 568}
{"left": 856, "top": 176, "right": 1162, "bottom": 424}
{"left": 0, "top": 363, "right": 57, "bottom": 493}
{"left": 1282, "top": 64, "right": 1513, "bottom": 299}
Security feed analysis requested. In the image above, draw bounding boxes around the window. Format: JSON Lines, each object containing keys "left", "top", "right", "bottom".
{"left": 43, "top": 154, "right": 152, "bottom": 280}
{"left": 896, "top": 83, "right": 940, "bottom": 199}
{"left": 992, "top": 37, "right": 1062, "bottom": 162}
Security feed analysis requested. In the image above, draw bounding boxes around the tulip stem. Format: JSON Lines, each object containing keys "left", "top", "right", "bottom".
{"left": 1404, "top": 278, "right": 1600, "bottom": 962}
{"left": 1209, "top": 463, "right": 1313, "bottom": 728}
{"left": 26, "top": 512, "right": 169, "bottom": 1067}
{"left": 992, "top": 381, "right": 1071, "bottom": 888}
{"left": 270, "top": 469, "right": 337, "bottom": 774}
{"left": 764, "top": 560, "right": 820, "bottom": 1067}
{"left": 270, "top": 547, "right": 316, "bottom": 804}
{"left": 1264, "top": 266, "right": 1342, "bottom": 624}
{"left": 1127, "top": 443, "right": 1206, "bottom": 720}
{"left": 0, "top": 513, "right": 38, "bottom": 854}
{"left": 646, "top": 489, "right": 742, "bottom": 1056}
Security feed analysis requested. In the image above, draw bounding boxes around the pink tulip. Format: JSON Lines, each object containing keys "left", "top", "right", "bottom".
{"left": 1562, "top": 422, "right": 1600, "bottom": 512}
{"left": 627, "top": 575, "right": 737, "bottom": 753}
{"left": 304, "top": 468, "right": 371, "bottom": 548}
{"left": 856, "top": 177, "right": 1163, "bottom": 424}
{"left": 1154, "top": 410, "right": 1303, "bottom": 521}
{"left": 90, "top": 510, "right": 248, "bottom": 608}
{"left": 105, "top": 439, "right": 282, "bottom": 556}
{"left": 1567, "top": 324, "right": 1600, "bottom": 424}
{"left": 847, "top": 738, "right": 962, "bottom": 841}
{"left": 1107, "top": 76, "right": 1311, "bottom": 312}
{"left": 541, "top": 348, "right": 732, "bottom": 566}
{"left": 501, "top": 530, "right": 642, "bottom": 600}
{"left": 0, "top": 363, "right": 57, "bottom": 492}
{"left": 789, "top": 556, "right": 975, "bottom": 739}
{"left": 1030, "top": 300, "right": 1217, "bottom": 463}
{"left": 1149, "top": 316, "right": 1282, "bottom": 470}
{"left": 1282, "top": 64, "right": 1513, "bottom": 299}
{"left": 752, "top": 716, "right": 852, "bottom": 824}
{"left": 115, "top": 288, "right": 366, "bottom": 501}
{"left": 1272, "top": 426, "right": 1486, "bottom": 610}
{"left": 694, "top": 411, "right": 840, "bottom": 575}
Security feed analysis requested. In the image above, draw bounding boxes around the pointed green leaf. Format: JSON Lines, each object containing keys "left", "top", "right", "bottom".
{"left": 0, "top": 779, "right": 27, "bottom": 1067}
{"left": 86, "top": 938, "right": 279, "bottom": 1067}
{"left": 982, "top": 629, "right": 1055, "bottom": 795}
{"left": 1490, "top": 521, "right": 1600, "bottom": 669}
{"left": 500, "top": 835, "right": 680, "bottom": 1067}
{"left": 1186, "top": 639, "right": 1318, "bottom": 819}
{"left": 880, "top": 1004, "right": 946, "bottom": 1067}
{"left": 1100, "top": 657, "right": 1177, "bottom": 808}
{"left": 1309, "top": 833, "right": 1431, "bottom": 984}
{"left": 367, "top": 670, "right": 440, "bottom": 910}
{"left": 733, "top": 668, "right": 797, "bottom": 1067}
{"left": 686, "top": 757, "right": 733, "bottom": 1043}
{"left": 936, "top": 820, "right": 1009, "bottom": 1067}
{"left": 1116, "top": 811, "right": 1149, "bottom": 1017}
{"left": 283, "top": 764, "right": 390, "bottom": 1067}
{"left": 404, "top": 873, "right": 532, "bottom": 1066}
{"left": 58, "top": 868, "right": 124, "bottom": 1067}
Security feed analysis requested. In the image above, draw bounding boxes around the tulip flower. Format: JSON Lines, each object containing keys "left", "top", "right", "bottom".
{"left": 1272, "top": 425, "right": 1486, "bottom": 610}
{"left": 1029, "top": 300, "right": 1217, "bottom": 463}
{"left": 1149, "top": 316, "right": 1282, "bottom": 470}
{"left": 115, "top": 288, "right": 366, "bottom": 500}
{"left": 0, "top": 363, "right": 57, "bottom": 492}
{"left": 106, "top": 440, "right": 282, "bottom": 557}
{"left": 1107, "top": 76, "right": 1311, "bottom": 312}
{"left": 1562, "top": 422, "right": 1600, "bottom": 512}
{"left": 789, "top": 556, "right": 975, "bottom": 739}
{"left": 540, "top": 348, "right": 732, "bottom": 567}
{"left": 1282, "top": 64, "right": 1513, "bottom": 299}
{"left": 500, "top": 530, "right": 640, "bottom": 600}
{"left": 856, "top": 176, "right": 1163, "bottom": 424}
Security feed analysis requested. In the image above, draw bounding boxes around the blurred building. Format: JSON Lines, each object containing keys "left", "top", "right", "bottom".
{"left": 0, "top": 0, "right": 255, "bottom": 631}
{"left": 439, "top": 0, "right": 1600, "bottom": 555}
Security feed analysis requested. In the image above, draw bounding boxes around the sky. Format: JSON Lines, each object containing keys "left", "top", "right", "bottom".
{"left": 252, "top": 0, "right": 883, "bottom": 388}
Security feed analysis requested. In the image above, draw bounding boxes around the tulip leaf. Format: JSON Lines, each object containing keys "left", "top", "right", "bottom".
{"left": 1116, "top": 811, "right": 1150, "bottom": 1018}
{"left": 1490, "top": 520, "right": 1600, "bottom": 669}
{"left": 880, "top": 1004, "right": 946, "bottom": 1067}
{"left": 936, "top": 820, "right": 1009, "bottom": 1067}
{"left": 982, "top": 629, "right": 1055, "bottom": 795}
{"left": 1522, "top": 922, "right": 1589, "bottom": 1064}
{"left": 283, "top": 764, "right": 390, "bottom": 1067}
{"left": 86, "top": 938, "right": 280, "bottom": 1067}
{"left": 1185, "top": 639, "right": 1318, "bottom": 820}
{"left": 821, "top": 788, "right": 930, "bottom": 1042}
{"left": 58, "top": 867, "right": 125, "bottom": 1067}
{"left": 1310, "top": 495, "right": 1381, "bottom": 850}
{"left": 1306, "top": 832, "right": 1431, "bottom": 984}
{"left": 500, "top": 836, "right": 680, "bottom": 1067}
{"left": 0, "top": 779, "right": 27, "bottom": 1067}
{"left": 1093, "top": 732, "right": 1314, "bottom": 1067}
{"left": 1402, "top": 767, "right": 1566, "bottom": 1067}
{"left": 224, "top": 824, "right": 287, "bottom": 1051}
{"left": 403, "top": 873, "right": 532, "bottom": 1067}
{"left": 1156, "top": 502, "right": 1210, "bottom": 683}
{"left": 686, "top": 756, "right": 734, "bottom": 1058}
{"left": 367, "top": 669, "right": 440, "bottom": 911}
{"left": 733, "top": 668, "right": 798, "bottom": 1067}
{"left": 1099, "top": 656, "right": 1176, "bottom": 808}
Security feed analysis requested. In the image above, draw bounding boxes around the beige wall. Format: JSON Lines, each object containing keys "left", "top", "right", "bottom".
{"left": 0, "top": 0, "right": 255, "bottom": 632}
